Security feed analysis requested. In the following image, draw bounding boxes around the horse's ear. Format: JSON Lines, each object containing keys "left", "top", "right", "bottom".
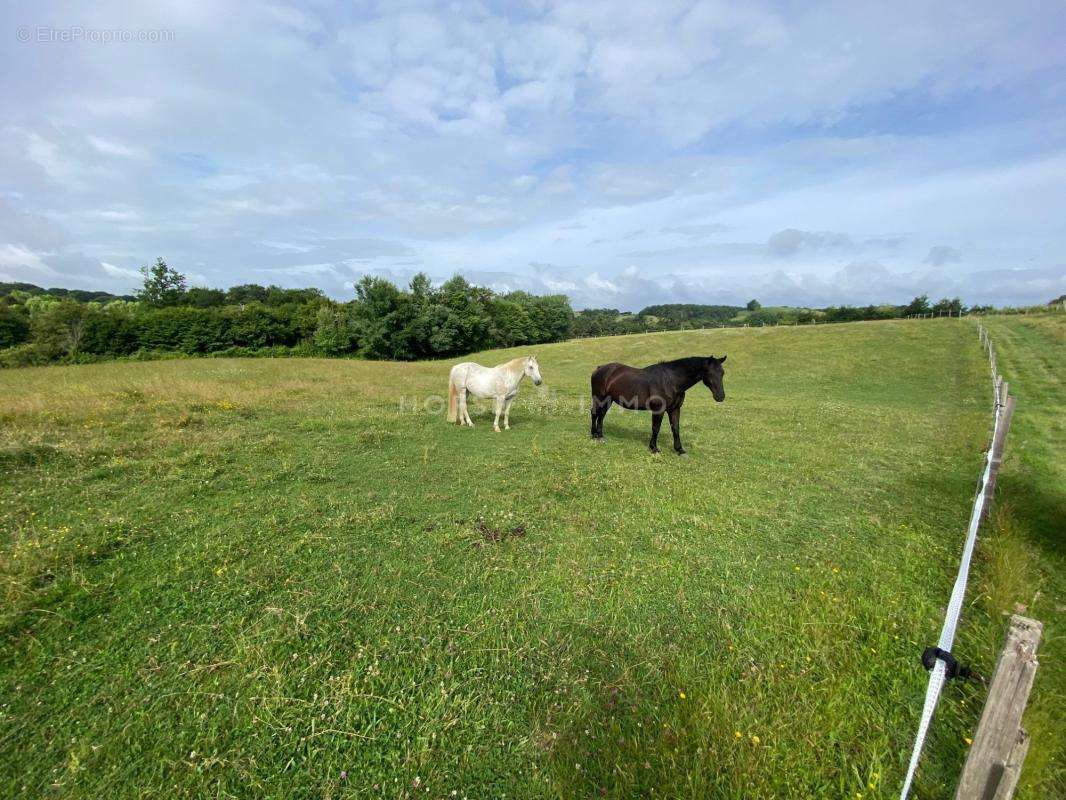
{"left": 719, "top": 354, "right": 726, "bottom": 363}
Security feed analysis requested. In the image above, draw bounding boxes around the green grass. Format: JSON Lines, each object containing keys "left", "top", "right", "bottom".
{"left": 973, "top": 315, "right": 1065, "bottom": 799}
{"left": 1, "top": 316, "right": 1061, "bottom": 799}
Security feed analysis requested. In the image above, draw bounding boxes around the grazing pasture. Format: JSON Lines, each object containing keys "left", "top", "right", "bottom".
{"left": 1, "top": 317, "right": 1061, "bottom": 799}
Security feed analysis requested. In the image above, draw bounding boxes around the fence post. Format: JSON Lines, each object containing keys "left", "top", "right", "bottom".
{"left": 954, "top": 615, "right": 1043, "bottom": 800}
{"left": 982, "top": 394, "right": 1015, "bottom": 514}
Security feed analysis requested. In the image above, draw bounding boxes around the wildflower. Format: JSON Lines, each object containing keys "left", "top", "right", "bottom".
{"left": 678, "top": 691, "right": 686, "bottom": 700}
{"left": 964, "top": 737, "right": 973, "bottom": 745}
{"left": 751, "top": 735, "right": 760, "bottom": 745}
{"left": 734, "top": 731, "right": 742, "bottom": 739}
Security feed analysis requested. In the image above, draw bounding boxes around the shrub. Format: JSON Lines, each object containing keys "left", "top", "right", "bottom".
{"left": 30, "top": 300, "right": 89, "bottom": 357}
{"left": 0, "top": 342, "right": 56, "bottom": 368}
{"left": 313, "top": 306, "right": 356, "bottom": 355}
{"left": 0, "top": 300, "right": 30, "bottom": 348}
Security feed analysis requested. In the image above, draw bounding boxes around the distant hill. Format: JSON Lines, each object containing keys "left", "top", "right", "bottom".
{"left": 0, "top": 282, "right": 137, "bottom": 303}
{"left": 638, "top": 303, "right": 743, "bottom": 323}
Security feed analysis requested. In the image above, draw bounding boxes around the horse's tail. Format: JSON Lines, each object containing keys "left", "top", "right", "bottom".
{"left": 447, "top": 376, "right": 459, "bottom": 423}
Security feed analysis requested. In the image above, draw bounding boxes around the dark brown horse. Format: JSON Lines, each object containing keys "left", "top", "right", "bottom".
{"left": 590, "top": 355, "right": 726, "bottom": 454}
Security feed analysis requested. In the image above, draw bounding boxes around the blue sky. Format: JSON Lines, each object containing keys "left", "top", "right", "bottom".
{"left": 2, "top": 0, "right": 1065, "bottom": 309}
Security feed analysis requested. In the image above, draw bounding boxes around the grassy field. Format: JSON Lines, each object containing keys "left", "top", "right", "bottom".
{"left": 1, "top": 316, "right": 1061, "bottom": 799}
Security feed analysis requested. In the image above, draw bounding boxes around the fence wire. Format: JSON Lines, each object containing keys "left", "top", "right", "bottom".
{"left": 899, "top": 324, "right": 1003, "bottom": 799}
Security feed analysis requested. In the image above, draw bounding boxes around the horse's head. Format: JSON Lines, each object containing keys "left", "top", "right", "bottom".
{"left": 525, "top": 355, "right": 543, "bottom": 386}
{"left": 702, "top": 355, "right": 726, "bottom": 402}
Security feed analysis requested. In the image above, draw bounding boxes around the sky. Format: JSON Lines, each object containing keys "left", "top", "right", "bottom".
{"left": 2, "top": 1, "right": 1065, "bottom": 310}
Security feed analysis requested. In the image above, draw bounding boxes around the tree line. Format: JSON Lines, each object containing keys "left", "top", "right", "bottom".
{"left": 0, "top": 259, "right": 1060, "bottom": 367}
{"left": 568, "top": 295, "right": 976, "bottom": 337}
{"left": 0, "top": 259, "right": 573, "bottom": 367}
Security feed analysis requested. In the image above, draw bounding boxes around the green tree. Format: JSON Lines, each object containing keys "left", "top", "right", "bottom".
{"left": 313, "top": 306, "right": 356, "bottom": 355}
{"left": 409, "top": 272, "right": 433, "bottom": 301}
{"left": 82, "top": 302, "right": 139, "bottom": 355}
{"left": 184, "top": 287, "right": 226, "bottom": 307}
{"left": 510, "top": 292, "right": 572, "bottom": 343}
{"left": 226, "top": 304, "right": 296, "bottom": 348}
{"left": 138, "top": 258, "right": 187, "bottom": 307}
{"left": 0, "top": 298, "right": 30, "bottom": 348}
{"left": 903, "top": 294, "right": 931, "bottom": 316}
{"left": 746, "top": 299, "right": 761, "bottom": 311}
{"left": 488, "top": 297, "right": 532, "bottom": 347}
{"left": 225, "top": 284, "right": 269, "bottom": 305}
{"left": 435, "top": 275, "right": 493, "bottom": 355}
{"left": 747, "top": 308, "right": 781, "bottom": 325}
{"left": 931, "top": 297, "right": 964, "bottom": 316}
{"left": 350, "top": 276, "right": 408, "bottom": 359}
{"left": 24, "top": 294, "right": 60, "bottom": 318}
{"left": 31, "top": 300, "right": 89, "bottom": 357}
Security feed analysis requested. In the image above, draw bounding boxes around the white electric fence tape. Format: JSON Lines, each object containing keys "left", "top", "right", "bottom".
{"left": 898, "top": 325, "right": 1002, "bottom": 799}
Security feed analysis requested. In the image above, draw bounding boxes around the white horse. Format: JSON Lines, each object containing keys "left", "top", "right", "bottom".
{"left": 447, "top": 355, "right": 543, "bottom": 432}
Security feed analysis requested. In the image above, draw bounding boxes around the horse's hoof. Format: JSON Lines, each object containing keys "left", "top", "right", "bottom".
{"left": 649, "top": 448, "right": 661, "bottom": 455}
{"left": 592, "top": 437, "right": 605, "bottom": 445}
{"left": 676, "top": 451, "right": 689, "bottom": 458}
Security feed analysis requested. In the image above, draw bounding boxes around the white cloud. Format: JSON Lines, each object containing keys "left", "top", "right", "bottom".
{"left": 766, "top": 229, "right": 853, "bottom": 257}
{"left": 257, "top": 262, "right": 340, "bottom": 277}
{"left": 924, "top": 245, "right": 962, "bottom": 266}
{"left": 259, "top": 240, "right": 317, "bottom": 254}
{"left": 100, "top": 261, "right": 142, "bottom": 279}
{"left": 0, "top": 0, "right": 1062, "bottom": 304}
{"left": 86, "top": 208, "right": 141, "bottom": 222}
{"left": 0, "top": 243, "right": 51, "bottom": 273}
{"left": 585, "top": 272, "right": 619, "bottom": 292}
{"left": 88, "top": 136, "right": 147, "bottom": 160}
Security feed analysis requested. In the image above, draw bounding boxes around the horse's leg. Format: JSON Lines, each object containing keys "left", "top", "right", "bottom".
{"left": 599, "top": 398, "right": 613, "bottom": 437}
{"left": 591, "top": 396, "right": 612, "bottom": 439}
{"left": 503, "top": 397, "right": 514, "bottom": 430}
{"left": 668, "top": 406, "right": 685, "bottom": 454}
{"left": 649, "top": 412, "right": 664, "bottom": 454}
{"left": 464, "top": 392, "right": 476, "bottom": 426}
{"left": 465, "top": 393, "right": 476, "bottom": 426}
{"left": 460, "top": 389, "right": 473, "bottom": 426}
{"left": 492, "top": 396, "right": 504, "bottom": 432}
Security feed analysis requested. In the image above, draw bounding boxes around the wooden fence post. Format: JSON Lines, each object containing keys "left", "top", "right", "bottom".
{"left": 983, "top": 394, "right": 1016, "bottom": 509}
{"left": 954, "top": 615, "right": 1043, "bottom": 800}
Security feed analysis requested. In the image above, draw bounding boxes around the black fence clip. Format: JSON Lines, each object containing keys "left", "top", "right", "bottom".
{"left": 921, "top": 646, "right": 979, "bottom": 681}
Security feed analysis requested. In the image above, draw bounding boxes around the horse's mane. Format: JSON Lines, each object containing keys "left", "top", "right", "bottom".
{"left": 647, "top": 356, "right": 705, "bottom": 372}
{"left": 500, "top": 356, "right": 528, "bottom": 370}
